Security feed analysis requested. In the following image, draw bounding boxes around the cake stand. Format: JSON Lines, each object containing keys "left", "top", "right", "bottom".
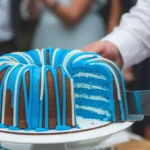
{"left": 0, "top": 122, "right": 133, "bottom": 150}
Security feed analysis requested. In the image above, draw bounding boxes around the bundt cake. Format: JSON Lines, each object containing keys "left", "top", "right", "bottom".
{"left": 0, "top": 48, "right": 127, "bottom": 132}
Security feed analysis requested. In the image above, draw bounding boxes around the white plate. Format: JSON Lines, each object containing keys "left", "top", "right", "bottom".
{"left": 0, "top": 122, "right": 133, "bottom": 144}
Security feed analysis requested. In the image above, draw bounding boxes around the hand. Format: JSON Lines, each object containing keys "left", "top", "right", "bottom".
{"left": 82, "top": 41, "right": 123, "bottom": 69}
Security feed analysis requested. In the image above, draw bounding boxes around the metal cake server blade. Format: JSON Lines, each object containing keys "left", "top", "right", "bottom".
{"left": 126, "top": 90, "right": 150, "bottom": 121}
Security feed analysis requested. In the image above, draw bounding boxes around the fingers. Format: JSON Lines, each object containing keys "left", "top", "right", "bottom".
{"left": 82, "top": 43, "right": 95, "bottom": 52}
{"left": 82, "top": 41, "right": 123, "bottom": 69}
{"left": 82, "top": 41, "right": 105, "bottom": 55}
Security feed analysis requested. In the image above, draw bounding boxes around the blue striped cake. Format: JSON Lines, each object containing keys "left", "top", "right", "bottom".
{"left": 0, "top": 48, "right": 127, "bottom": 132}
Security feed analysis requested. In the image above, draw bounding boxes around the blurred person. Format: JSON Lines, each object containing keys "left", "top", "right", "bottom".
{"left": 23, "top": 0, "right": 122, "bottom": 50}
{"left": 0, "top": 0, "right": 21, "bottom": 55}
{"left": 83, "top": 0, "right": 150, "bottom": 139}
{"left": 23, "top": 0, "right": 134, "bottom": 86}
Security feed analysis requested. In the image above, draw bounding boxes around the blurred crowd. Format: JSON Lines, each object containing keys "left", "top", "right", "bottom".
{"left": 0, "top": 0, "right": 150, "bottom": 140}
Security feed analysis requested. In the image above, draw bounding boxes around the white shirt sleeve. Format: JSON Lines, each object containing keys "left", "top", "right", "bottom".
{"left": 101, "top": 0, "right": 150, "bottom": 69}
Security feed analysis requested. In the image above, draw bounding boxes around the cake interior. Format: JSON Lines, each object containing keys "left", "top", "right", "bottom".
{"left": 71, "top": 64, "right": 116, "bottom": 122}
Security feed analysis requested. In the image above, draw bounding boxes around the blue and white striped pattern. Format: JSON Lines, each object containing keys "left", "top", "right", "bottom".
{"left": 72, "top": 64, "right": 115, "bottom": 121}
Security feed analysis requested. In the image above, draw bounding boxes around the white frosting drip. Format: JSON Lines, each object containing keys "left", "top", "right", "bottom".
{"left": 99, "top": 63, "right": 121, "bottom": 100}
{"left": 63, "top": 66, "right": 76, "bottom": 126}
{"left": 73, "top": 72, "right": 106, "bottom": 80}
{"left": 0, "top": 56, "right": 18, "bottom": 63}
{"left": 74, "top": 93, "right": 109, "bottom": 102}
{"left": 12, "top": 52, "right": 31, "bottom": 64}
{"left": 6, "top": 56, "right": 19, "bottom": 62}
{"left": 87, "top": 57, "right": 115, "bottom": 65}
{"left": 52, "top": 48, "right": 60, "bottom": 68}
{"left": 73, "top": 54, "right": 99, "bottom": 64}
{"left": 76, "top": 105, "right": 110, "bottom": 116}
{"left": 0, "top": 57, "right": 12, "bottom": 61}
{"left": 0, "top": 61, "right": 16, "bottom": 66}
{"left": 40, "top": 66, "right": 44, "bottom": 101}
{"left": 63, "top": 50, "right": 81, "bottom": 67}
{"left": 70, "top": 78, "right": 75, "bottom": 126}
{"left": 63, "top": 67, "right": 76, "bottom": 126}
{"left": 74, "top": 83, "right": 108, "bottom": 91}
{"left": 22, "top": 53, "right": 35, "bottom": 64}
{"left": 13, "top": 65, "right": 27, "bottom": 126}
{"left": 1, "top": 65, "right": 18, "bottom": 124}
{"left": 35, "top": 49, "right": 42, "bottom": 65}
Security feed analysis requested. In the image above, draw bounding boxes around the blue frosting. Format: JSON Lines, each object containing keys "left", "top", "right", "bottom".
{"left": 31, "top": 67, "right": 40, "bottom": 129}
{"left": 7, "top": 66, "right": 21, "bottom": 107}
{"left": 76, "top": 109, "right": 112, "bottom": 121}
{"left": 52, "top": 49, "right": 71, "bottom": 67}
{"left": 62, "top": 67, "right": 67, "bottom": 126}
{"left": 35, "top": 128, "right": 49, "bottom": 132}
{"left": 0, "top": 48, "right": 127, "bottom": 132}
{"left": 55, "top": 125, "right": 71, "bottom": 131}
{"left": 39, "top": 100, "right": 43, "bottom": 128}
{"left": 97, "top": 61, "right": 125, "bottom": 120}
{"left": 103, "top": 59, "right": 128, "bottom": 116}
{"left": 25, "top": 128, "right": 32, "bottom": 131}
{"left": 3, "top": 53, "right": 27, "bottom": 64}
{"left": 71, "top": 63, "right": 115, "bottom": 121}
{"left": 75, "top": 98, "right": 110, "bottom": 109}
{"left": 0, "top": 124, "right": 7, "bottom": 128}
{"left": 27, "top": 50, "right": 41, "bottom": 67}
{"left": 28, "top": 67, "right": 33, "bottom": 129}
{"left": 23, "top": 71, "right": 30, "bottom": 126}
{"left": 88, "top": 59, "right": 127, "bottom": 120}
{"left": 9, "top": 126, "right": 20, "bottom": 131}
{"left": 66, "top": 52, "right": 99, "bottom": 74}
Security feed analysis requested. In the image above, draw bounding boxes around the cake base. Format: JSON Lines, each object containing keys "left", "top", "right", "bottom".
{"left": 0, "top": 120, "right": 133, "bottom": 144}
{"left": 0, "top": 117, "right": 111, "bottom": 135}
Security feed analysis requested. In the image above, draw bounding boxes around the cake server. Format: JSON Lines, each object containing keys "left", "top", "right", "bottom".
{"left": 126, "top": 90, "right": 150, "bottom": 121}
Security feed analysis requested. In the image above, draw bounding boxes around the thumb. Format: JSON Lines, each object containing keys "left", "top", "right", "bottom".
{"left": 82, "top": 41, "right": 106, "bottom": 55}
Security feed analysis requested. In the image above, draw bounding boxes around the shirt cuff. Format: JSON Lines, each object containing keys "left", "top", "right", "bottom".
{"left": 101, "top": 30, "right": 149, "bottom": 69}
